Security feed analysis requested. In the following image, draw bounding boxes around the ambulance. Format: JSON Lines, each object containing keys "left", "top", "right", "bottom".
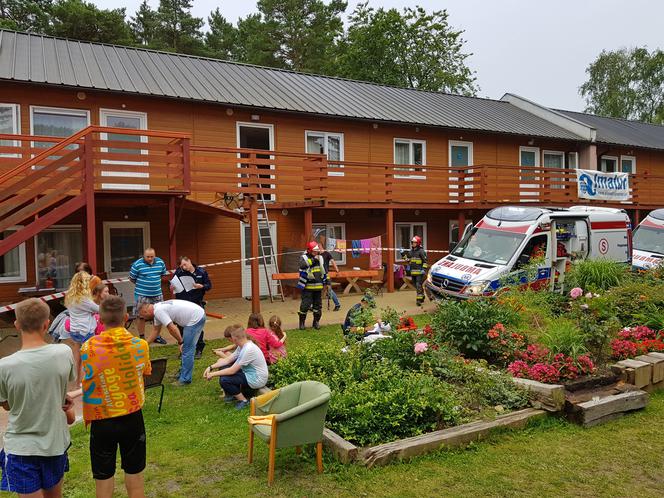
{"left": 632, "top": 209, "right": 664, "bottom": 270}
{"left": 425, "top": 205, "right": 632, "bottom": 300}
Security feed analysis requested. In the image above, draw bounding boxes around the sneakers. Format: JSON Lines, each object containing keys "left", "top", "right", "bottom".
{"left": 235, "top": 400, "right": 250, "bottom": 410}
{"left": 172, "top": 380, "right": 190, "bottom": 387}
{"left": 194, "top": 350, "right": 203, "bottom": 360}
{"left": 154, "top": 336, "right": 167, "bottom": 345}
{"left": 221, "top": 395, "right": 236, "bottom": 403}
{"left": 333, "top": 305, "right": 341, "bottom": 311}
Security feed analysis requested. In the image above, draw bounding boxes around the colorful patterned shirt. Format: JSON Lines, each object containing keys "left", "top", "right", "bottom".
{"left": 81, "top": 327, "right": 151, "bottom": 422}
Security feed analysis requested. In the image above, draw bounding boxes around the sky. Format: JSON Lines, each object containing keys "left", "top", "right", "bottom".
{"left": 98, "top": 0, "right": 664, "bottom": 112}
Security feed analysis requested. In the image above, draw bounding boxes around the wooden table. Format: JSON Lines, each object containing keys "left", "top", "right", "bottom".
{"left": 272, "top": 270, "right": 379, "bottom": 295}
{"left": 399, "top": 276, "right": 415, "bottom": 291}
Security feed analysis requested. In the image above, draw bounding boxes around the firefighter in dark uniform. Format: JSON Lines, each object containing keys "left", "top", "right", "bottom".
{"left": 405, "top": 236, "right": 428, "bottom": 306}
{"left": 298, "top": 241, "right": 328, "bottom": 330}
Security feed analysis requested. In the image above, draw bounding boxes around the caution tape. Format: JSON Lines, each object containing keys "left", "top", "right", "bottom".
{"left": 0, "top": 247, "right": 448, "bottom": 314}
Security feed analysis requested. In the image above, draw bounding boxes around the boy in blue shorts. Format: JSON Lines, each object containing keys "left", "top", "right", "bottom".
{"left": 0, "top": 298, "right": 76, "bottom": 498}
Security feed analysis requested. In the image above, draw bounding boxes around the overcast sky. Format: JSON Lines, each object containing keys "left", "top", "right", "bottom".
{"left": 99, "top": 0, "right": 664, "bottom": 112}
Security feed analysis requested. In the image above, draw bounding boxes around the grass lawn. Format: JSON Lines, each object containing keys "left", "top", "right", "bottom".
{"left": 63, "top": 314, "right": 664, "bottom": 497}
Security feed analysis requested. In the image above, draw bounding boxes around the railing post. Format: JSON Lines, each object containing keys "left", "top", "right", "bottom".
{"left": 84, "top": 132, "right": 97, "bottom": 273}
{"left": 182, "top": 137, "right": 191, "bottom": 192}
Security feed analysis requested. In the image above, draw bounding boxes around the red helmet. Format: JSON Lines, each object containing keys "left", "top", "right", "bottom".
{"left": 306, "top": 241, "right": 320, "bottom": 253}
{"left": 411, "top": 236, "right": 422, "bottom": 246}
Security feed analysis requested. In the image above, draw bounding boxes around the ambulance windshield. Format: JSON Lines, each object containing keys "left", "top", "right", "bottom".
{"left": 452, "top": 228, "right": 525, "bottom": 265}
{"left": 634, "top": 226, "right": 664, "bottom": 255}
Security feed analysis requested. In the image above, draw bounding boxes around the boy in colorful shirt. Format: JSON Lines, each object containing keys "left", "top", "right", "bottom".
{"left": 80, "top": 295, "right": 151, "bottom": 498}
{"left": 0, "top": 298, "right": 75, "bottom": 498}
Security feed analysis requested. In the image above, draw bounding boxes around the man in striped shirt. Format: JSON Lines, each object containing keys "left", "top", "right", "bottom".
{"left": 129, "top": 248, "right": 168, "bottom": 344}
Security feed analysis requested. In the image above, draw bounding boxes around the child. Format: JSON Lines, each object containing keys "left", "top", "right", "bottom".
{"left": 204, "top": 325, "right": 268, "bottom": 410}
{"left": 213, "top": 327, "right": 237, "bottom": 359}
{"left": 92, "top": 283, "right": 110, "bottom": 335}
{"left": 267, "top": 315, "right": 287, "bottom": 363}
{"left": 0, "top": 298, "right": 76, "bottom": 498}
{"left": 245, "top": 313, "right": 286, "bottom": 365}
{"left": 65, "top": 271, "right": 99, "bottom": 384}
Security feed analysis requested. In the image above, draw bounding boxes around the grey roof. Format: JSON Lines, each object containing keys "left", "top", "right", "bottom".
{"left": 559, "top": 109, "right": 664, "bottom": 151}
{"left": 0, "top": 30, "right": 584, "bottom": 141}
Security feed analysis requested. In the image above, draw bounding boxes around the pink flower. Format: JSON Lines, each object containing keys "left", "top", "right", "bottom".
{"left": 569, "top": 287, "right": 583, "bottom": 299}
{"left": 585, "top": 292, "right": 593, "bottom": 299}
{"left": 414, "top": 342, "right": 429, "bottom": 355}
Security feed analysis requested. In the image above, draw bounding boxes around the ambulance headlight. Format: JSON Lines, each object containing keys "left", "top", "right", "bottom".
{"left": 464, "top": 281, "right": 489, "bottom": 296}
{"left": 426, "top": 272, "right": 433, "bottom": 284}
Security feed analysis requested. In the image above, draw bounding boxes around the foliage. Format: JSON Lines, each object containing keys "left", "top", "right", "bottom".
{"left": 0, "top": 0, "right": 52, "bottom": 32}
{"left": 152, "top": 0, "right": 206, "bottom": 55}
{"left": 50, "top": 0, "right": 133, "bottom": 44}
{"left": 486, "top": 323, "right": 526, "bottom": 366}
{"left": 205, "top": 7, "right": 236, "bottom": 60}
{"left": 539, "top": 319, "right": 587, "bottom": 359}
{"left": 566, "top": 259, "right": 629, "bottom": 292}
{"left": 129, "top": 0, "right": 159, "bottom": 46}
{"left": 379, "top": 306, "right": 402, "bottom": 330}
{"left": 581, "top": 46, "right": 664, "bottom": 124}
{"left": 610, "top": 326, "right": 664, "bottom": 360}
{"left": 431, "top": 298, "right": 519, "bottom": 357}
{"left": 604, "top": 279, "right": 664, "bottom": 326}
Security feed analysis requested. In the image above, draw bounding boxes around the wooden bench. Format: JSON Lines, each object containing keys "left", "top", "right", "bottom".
{"left": 272, "top": 270, "right": 379, "bottom": 294}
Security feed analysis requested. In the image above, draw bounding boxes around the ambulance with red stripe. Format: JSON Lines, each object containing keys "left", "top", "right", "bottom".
{"left": 425, "top": 206, "right": 632, "bottom": 300}
{"left": 632, "top": 209, "right": 664, "bottom": 270}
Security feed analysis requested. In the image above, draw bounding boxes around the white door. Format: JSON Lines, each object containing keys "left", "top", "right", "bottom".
{"left": 237, "top": 122, "right": 275, "bottom": 201}
{"left": 103, "top": 222, "right": 151, "bottom": 306}
{"left": 100, "top": 109, "right": 148, "bottom": 190}
{"left": 240, "top": 221, "right": 277, "bottom": 298}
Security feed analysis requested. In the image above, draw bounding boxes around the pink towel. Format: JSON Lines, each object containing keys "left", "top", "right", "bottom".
{"left": 369, "top": 236, "right": 382, "bottom": 269}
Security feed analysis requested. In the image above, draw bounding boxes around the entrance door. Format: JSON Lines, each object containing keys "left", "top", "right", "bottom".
{"left": 240, "top": 221, "right": 277, "bottom": 298}
{"left": 237, "top": 122, "right": 274, "bottom": 201}
{"left": 449, "top": 141, "right": 473, "bottom": 201}
{"left": 103, "top": 222, "right": 151, "bottom": 306}
{"left": 100, "top": 109, "right": 148, "bottom": 190}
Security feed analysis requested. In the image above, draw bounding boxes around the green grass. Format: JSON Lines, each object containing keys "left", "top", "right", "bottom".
{"left": 62, "top": 315, "right": 664, "bottom": 497}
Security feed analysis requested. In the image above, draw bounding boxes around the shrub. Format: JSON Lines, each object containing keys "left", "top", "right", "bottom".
{"left": 508, "top": 353, "right": 595, "bottom": 383}
{"left": 486, "top": 323, "right": 527, "bottom": 365}
{"left": 566, "top": 259, "right": 629, "bottom": 292}
{"left": 610, "top": 326, "right": 664, "bottom": 359}
{"left": 601, "top": 280, "right": 664, "bottom": 326}
{"left": 379, "top": 306, "right": 402, "bottom": 330}
{"left": 431, "top": 298, "right": 519, "bottom": 357}
{"left": 540, "top": 319, "right": 588, "bottom": 359}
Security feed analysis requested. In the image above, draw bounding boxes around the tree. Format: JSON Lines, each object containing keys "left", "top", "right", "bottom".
{"left": 581, "top": 47, "right": 664, "bottom": 124}
{"left": 49, "top": 0, "right": 133, "bottom": 44}
{"left": 130, "top": 0, "right": 159, "bottom": 46}
{"left": 0, "top": 0, "right": 53, "bottom": 32}
{"left": 233, "top": 13, "right": 280, "bottom": 67}
{"left": 337, "top": 3, "right": 477, "bottom": 95}
{"left": 153, "top": 0, "right": 205, "bottom": 55}
{"left": 205, "top": 7, "right": 236, "bottom": 60}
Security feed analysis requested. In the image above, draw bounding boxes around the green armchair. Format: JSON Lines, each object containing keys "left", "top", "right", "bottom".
{"left": 248, "top": 381, "right": 331, "bottom": 485}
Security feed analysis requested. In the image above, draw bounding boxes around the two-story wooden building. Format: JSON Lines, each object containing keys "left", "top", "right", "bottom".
{"left": 1, "top": 30, "right": 664, "bottom": 305}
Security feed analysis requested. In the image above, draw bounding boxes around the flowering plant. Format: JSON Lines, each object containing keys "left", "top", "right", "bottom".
{"left": 414, "top": 342, "right": 429, "bottom": 355}
{"left": 610, "top": 325, "right": 664, "bottom": 359}
{"left": 398, "top": 316, "right": 417, "bottom": 331}
{"left": 486, "top": 323, "right": 526, "bottom": 364}
{"left": 508, "top": 352, "right": 595, "bottom": 383}
{"left": 569, "top": 287, "right": 584, "bottom": 299}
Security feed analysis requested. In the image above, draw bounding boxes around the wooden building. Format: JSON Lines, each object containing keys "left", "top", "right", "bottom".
{"left": 1, "top": 30, "right": 664, "bottom": 306}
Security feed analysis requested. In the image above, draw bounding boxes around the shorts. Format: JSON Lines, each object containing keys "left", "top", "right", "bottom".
{"left": 69, "top": 330, "right": 94, "bottom": 344}
{"left": 135, "top": 295, "right": 163, "bottom": 315}
{"left": 0, "top": 449, "right": 69, "bottom": 494}
{"left": 90, "top": 410, "right": 146, "bottom": 480}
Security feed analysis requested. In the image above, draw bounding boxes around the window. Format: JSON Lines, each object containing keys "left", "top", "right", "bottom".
{"left": 395, "top": 138, "right": 426, "bottom": 178}
{"left": 306, "top": 131, "right": 344, "bottom": 176}
{"left": 0, "top": 103, "right": 20, "bottom": 157}
{"left": 35, "top": 226, "right": 82, "bottom": 290}
{"left": 312, "top": 223, "right": 346, "bottom": 265}
{"left": 599, "top": 156, "right": 618, "bottom": 173}
{"left": 449, "top": 219, "right": 473, "bottom": 251}
{"left": 31, "top": 106, "right": 89, "bottom": 147}
{"left": 395, "top": 223, "right": 427, "bottom": 257}
{"left": 567, "top": 152, "right": 578, "bottom": 169}
{"left": 620, "top": 155, "right": 636, "bottom": 174}
{"left": 449, "top": 141, "right": 473, "bottom": 167}
{"left": 100, "top": 109, "right": 149, "bottom": 189}
{"left": 103, "top": 222, "right": 150, "bottom": 275}
{"left": 0, "top": 228, "right": 26, "bottom": 283}
{"left": 543, "top": 150, "right": 564, "bottom": 169}
{"left": 519, "top": 146, "right": 540, "bottom": 183}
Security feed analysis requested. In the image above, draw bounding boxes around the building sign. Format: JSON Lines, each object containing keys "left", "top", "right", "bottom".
{"left": 576, "top": 169, "right": 630, "bottom": 201}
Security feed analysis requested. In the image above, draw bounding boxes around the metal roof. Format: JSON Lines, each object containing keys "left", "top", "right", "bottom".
{"left": 559, "top": 109, "right": 664, "bottom": 151}
{"left": 0, "top": 30, "right": 585, "bottom": 141}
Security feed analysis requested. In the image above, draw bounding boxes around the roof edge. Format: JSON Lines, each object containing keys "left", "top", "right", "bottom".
{"left": 501, "top": 93, "right": 596, "bottom": 142}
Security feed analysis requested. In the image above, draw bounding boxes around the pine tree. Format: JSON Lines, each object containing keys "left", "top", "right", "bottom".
{"left": 205, "top": 7, "right": 236, "bottom": 60}
{"left": 154, "top": 0, "right": 205, "bottom": 55}
{"left": 129, "top": 0, "right": 158, "bottom": 46}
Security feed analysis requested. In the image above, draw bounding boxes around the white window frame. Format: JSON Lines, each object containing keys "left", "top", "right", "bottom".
{"left": 542, "top": 150, "right": 565, "bottom": 168}
{"left": 599, "top": 155, "right": 619, "bottom": 173}
{"left": 0, "top": 226, "right": 27, "bottom": 283}
{"left": 567, "top": 152, "right": 579, "bottom": 169}
{"left": 0, "top": 103, "right": 21, "bottom": 158}
{"left": 30, "top": 106, "right": 90, "bottom": 139}
{"left": 305, "top": 130, "right": 345, "bottom": 177}
{"left": 394, "top": 138, "right": 427, "bottom": 179}
{"left": 394, "top": 222, "right": 428, "bottom": 260}
{"left": 620, "top": 155, "right": 636, "bottom": 174}
{"left": 236, "top": 121, "right": 275, "bottom": 202}
{"left": 33, "top": 224, "right": 82, "bottom": 287}
{"left": 449, "top": 140, "right": 474, "bottom": 167}
{"left": 519, "top": 146, "right": 540, "bottom": 167}
{"left": 312, "top": 222, "right": 347, "bottom": 265}
{"left": 103, "top": 221, "right": 151, "bottom": 277}
{"left": 99, "top": 109, "right": 149, "bottom": 190}
{"left": 448, "top": 219, "right": 473, "bottom": 250}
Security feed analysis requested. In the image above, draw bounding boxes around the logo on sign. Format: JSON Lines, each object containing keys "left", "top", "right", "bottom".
{"left": 461, "top": 273, "right": 473, "bottom": 282}
{"left": 577, "top": 169, "right": 630, "bottom": 201}
{"left": 599, "top": 238, "right": 609, "bottom": 255}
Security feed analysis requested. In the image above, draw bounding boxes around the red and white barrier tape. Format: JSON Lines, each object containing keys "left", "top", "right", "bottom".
{"left": 0, "top": 247, "right": 448, "bottom": 314}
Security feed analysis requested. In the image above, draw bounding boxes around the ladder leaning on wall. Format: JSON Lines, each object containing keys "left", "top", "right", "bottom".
{"left": 256, "top": 194, "right": 284, "bottom": 302}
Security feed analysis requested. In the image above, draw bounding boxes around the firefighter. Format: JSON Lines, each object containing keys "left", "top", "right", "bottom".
{"left": 406, "top": 236, "right": 428, "bottom": 306}
{"left": 297, "top": 241, "right": 328, "bottom": 330}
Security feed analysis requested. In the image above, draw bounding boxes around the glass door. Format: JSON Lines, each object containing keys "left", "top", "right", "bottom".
{"left": 100, "top": 109, "right": 148, "bottom": 190}
{"left": 103, "top": 222, "right": 151, "bottom": 306}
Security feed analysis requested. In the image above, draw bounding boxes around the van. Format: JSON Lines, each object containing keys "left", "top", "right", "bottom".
{"left": 632, "top": 208, "right": 664, "bottom": 270}
{"left": 425, "top": 205, "right": 632, "bottom": 300}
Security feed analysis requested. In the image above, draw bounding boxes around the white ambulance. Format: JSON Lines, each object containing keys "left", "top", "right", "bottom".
{"left": 425, "top": 205, "right": 632, "bottom": 300}
{"left": 632, "top": 209, "right": 664, "bottom": 270}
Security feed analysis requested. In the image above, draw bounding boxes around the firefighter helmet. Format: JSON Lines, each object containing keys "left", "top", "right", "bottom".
{"left": 306, "top": 241, "right": 320, "bottom": 253}
{"left": 411, "top": 236, "right": 422, "bottom": 246}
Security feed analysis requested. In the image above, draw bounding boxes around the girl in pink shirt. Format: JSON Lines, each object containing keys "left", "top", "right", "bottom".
{"left": 245, "top": 313, "right": 286, "bottom": 365}
{"left": 267, "top": 315, "right": 287, "bottom": 363}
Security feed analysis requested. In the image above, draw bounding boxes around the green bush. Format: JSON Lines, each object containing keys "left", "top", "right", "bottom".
{"left": 431, "top": 298, "right": 519, "bottom": 357}
{"left": 566, "top": 259, "right": 629, "bottom": 292}
{"left": 603, "top": 280, "right": 664, "bottom": 326}
{"left": 540, "top": 319, "right": 588, "bottom": 358}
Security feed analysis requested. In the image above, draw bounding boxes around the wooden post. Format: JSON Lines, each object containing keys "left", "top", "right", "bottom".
{"left": 303, "top": 207, "right": 313, "bottom": 243}
{"left": 457, "top": 211, "right": 466, "bottom": 247}
{"left": 250, "top": 199, "right": 261, "bottom": 314}
{"left": 168, "top": 197, "right": 177, "bottom": 269}
{"left": 84, "top": 133, "right": 96, "bottom": 273}
{"left": 386, "top": 208, "right": 394, "bottom": 292}
{"left": 634, "top": 209, "right": 641, "bottom": 226}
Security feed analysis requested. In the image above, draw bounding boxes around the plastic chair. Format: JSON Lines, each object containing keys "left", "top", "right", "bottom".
{"left": 248, "top": 381, "right": 331, "bottom": 485}
{"left": 144, "top": 358, "right": 167, "bottom": 413}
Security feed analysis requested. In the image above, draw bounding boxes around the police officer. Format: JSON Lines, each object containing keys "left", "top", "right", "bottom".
{"left": 297, "top": 241, "right": 327, "bottom": 330}
{"left": 406, "top": 236, "right": 428, "bottom": 306}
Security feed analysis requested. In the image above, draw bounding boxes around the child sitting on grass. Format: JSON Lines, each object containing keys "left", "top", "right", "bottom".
{"left": 245, "top": 313, "right": 287, "bottom": 365}
{"left": 267, "top": 315, "right": 287, "bottom": 363}
{"left": 204, "top": 325, "right": 268, "bottom": 410}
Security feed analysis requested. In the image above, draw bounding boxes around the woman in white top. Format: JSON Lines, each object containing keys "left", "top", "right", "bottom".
{"left": 64, "top": 271, "right": 99, "bottom": 384}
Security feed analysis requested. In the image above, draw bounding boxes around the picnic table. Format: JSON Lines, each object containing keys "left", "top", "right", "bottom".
{"left": 272, "top": 270, "right": 379, "bottom": 294}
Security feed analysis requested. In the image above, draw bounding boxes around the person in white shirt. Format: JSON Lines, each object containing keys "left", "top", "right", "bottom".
{"left": 138, "top": 300, "right": 206, "bottom": 386}
{"left": 204, "top": 325, "right": 268, "bottom": 410}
